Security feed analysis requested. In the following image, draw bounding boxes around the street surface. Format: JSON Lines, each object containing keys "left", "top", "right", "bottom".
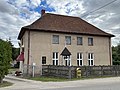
{"left": 0, "top": 75, "right": 120, "bottom": 90}
{"left": 46, "top": 81, "right": 120, "bottom": 90}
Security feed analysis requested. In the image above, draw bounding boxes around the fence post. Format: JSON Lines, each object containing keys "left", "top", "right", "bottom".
{"left": 85, "top": 66, "right": 88, "bottom": 77}
{"left": 56, "top": 65, "right": 59, "bottom": 76}
{"left": 101, "top": 65, "right": 103, "bottom": 77}
{"left": 115, "top": 65, "right": 117, "bottom": 76}
{"left": 48, "top": 65, "right": 50, "bottom": 75}
{"left": 68, "top": 66, "right": 71, "bottom": 79}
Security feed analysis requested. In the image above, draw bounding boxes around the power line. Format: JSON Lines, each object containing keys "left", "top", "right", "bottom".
{"left": 64, "top": 0, "right": 118, "bottom": 25}
{"left": 81, "top": 0, "right": 117, "bottom": 18}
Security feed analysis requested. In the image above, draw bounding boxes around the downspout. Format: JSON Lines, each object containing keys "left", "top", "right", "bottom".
{"left": 109, "top": 37, "right": 112, "bottom": 65}
{"left": 27, "top": 30, "right": 30, "bottom": 75}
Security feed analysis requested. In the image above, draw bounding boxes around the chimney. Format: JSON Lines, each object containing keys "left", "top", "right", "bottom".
{"left": 41, "top": 9, "right": 45, "bottom": 16}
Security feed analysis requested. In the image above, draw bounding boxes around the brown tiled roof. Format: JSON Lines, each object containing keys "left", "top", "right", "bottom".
{"left": 18, "top": 13, "right": 114, "bottom": 39}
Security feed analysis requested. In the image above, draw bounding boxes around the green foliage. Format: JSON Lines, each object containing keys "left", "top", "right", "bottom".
{"left": 12, "top": 47, "right": 20, "bottom": 61}
{"left": 112, "top": 43, "right": 120, "bottom": 65}
{"left": 0, "top": 39, "right": 12, "bottom": 83}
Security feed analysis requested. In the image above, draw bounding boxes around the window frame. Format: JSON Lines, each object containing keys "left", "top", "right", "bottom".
{"left": 88, "top": 53, "right": 94, "bottom": 66}
{"left": 77, "top": 53, "right": 83, "bottom": 66}
{"left": 52, "top": 35, "right": 59, "bottom": 44}
{"left": 88, "top": 37, "right": 93, "bottom": 46}
{"left": 77, "top": 37, "right": 83, "bottom": 45}
{"left": 42, "top": 56, "right": 46, "bottom": 64}
{"left": 52, "top": 52, "right": 59, "bottom": 65}
{"left": 65, "top": 36, "right": 71, "bottom": 45}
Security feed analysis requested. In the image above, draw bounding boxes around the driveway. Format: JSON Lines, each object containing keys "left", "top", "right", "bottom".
{"left": 1, "top": 75, "right": 120, "bottom": 90}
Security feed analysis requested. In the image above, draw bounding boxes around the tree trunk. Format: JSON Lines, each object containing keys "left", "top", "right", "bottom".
{"left": 0, "top": 77, "right": 3, "bottom": 83}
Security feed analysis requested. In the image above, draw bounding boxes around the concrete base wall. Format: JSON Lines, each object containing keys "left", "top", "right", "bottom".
{"left": 23, "top": 64, "right": 41, "bottom": 77}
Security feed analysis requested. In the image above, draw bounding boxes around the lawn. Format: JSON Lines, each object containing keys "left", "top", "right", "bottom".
{"left": 0, "top": 81, "right": 13, "bottom": 88}
{"left": 9, "top": 68, "right": 18, "bottom": 74}
{"left": 29, "top": 76, "right": 88, "bottom": 82}
{"left": 30, "top": 76, "right": 70, "bottom": 82}
{"left": 29, "top": 76, "right": 115, "bottom": 82}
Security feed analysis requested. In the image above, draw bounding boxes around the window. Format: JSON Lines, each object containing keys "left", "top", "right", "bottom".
{"left": 52, "top": 35, "right": 59, "bottom": 44}
{"left": 65, "top": 36, "right": 71, "bottom": 45}
{"left": 52, "top": 52, "right": 59, "bottom": 65}
{"left": 77, "top": 37, "right": 83, "bottom": 45}
{"left": 88, "top": 37, "right": 93, "bottom": 46}
{"left": 77, "top": 53, "right": 83, "bottom": 66}
{"left": 42, "top": 56, "right": 46, "bottom": 64}
{"left": 88, "top": 53, "right": 94, "bottom": 66}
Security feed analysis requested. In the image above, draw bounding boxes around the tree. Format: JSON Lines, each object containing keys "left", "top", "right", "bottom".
{"left": 0, "top": 39, "right": 12, "bottom": 83}
{"left": 7, "top": 38, "right": 20, "bottom": 61}
{"left": 12, "top": 47, "right": 20, "bottom": 61}
{"left": 112, "top": 43, "right": 120, "bottom": 65}
{"left": 117, "top": 44, "right": 120, "bottom": 60}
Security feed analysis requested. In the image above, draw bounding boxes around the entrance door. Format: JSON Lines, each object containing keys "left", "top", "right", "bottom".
{"left": 63, "top": 56, "right": 71, "bottom": 66}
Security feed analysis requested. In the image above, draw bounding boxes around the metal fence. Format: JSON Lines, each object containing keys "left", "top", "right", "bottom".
{"left": 42, "top": 65, "right": 120, "bottom": 79}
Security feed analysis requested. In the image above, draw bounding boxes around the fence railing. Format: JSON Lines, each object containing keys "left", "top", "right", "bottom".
{"left": 42, "top": 65, "right": 120, "bottom": 79}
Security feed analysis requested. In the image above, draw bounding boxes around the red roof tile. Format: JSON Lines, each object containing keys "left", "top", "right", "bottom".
{"left": 18, "top": 13, "right": 114, "bottom": 39}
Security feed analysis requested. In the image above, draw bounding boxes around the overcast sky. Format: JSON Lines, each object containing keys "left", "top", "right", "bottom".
{"left": 0, "top": 0, "right": 120, "bottom": 47}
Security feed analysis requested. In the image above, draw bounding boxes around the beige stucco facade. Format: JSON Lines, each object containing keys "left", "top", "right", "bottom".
{"left": 21, "top": 31, "right": 112, "bottom": 69}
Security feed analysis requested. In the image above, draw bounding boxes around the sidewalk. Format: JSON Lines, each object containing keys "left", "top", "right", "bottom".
{"left": 4, "top": 74, "right": 41, "bottom": 83}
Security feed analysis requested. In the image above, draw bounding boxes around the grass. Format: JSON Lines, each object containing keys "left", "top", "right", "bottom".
{"left": 29, "top": 76, "right": 71, "bottom": 82}
{"left": 29, "top": 76, "right": 116, "bottom": 82}
{"left": 29, "top": 76, "right": 93, "bottom": 82}
{"left": 0, "top": 81, "right": 13, "bottom": 88}
{"left": 9, "top": 68, "right": 18, "bottom": 74}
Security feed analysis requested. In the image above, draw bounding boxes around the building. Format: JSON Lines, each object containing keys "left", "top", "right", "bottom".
{"left": 18, "top": 10, "right": 114, "bottom": 75}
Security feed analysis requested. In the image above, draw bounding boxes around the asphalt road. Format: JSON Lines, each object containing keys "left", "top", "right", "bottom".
{"left": 1, "top": 75, "right": 120, "bottom": 90}
{"left": 45, "top": 81, "right": 120, "bottom": 90}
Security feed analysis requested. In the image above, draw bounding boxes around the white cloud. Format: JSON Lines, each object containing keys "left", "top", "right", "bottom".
{"left": 0, "top": 0, "right": 41, "bottom": 47}
{"left": 46, "top": 0, "right": 85, "bottom": 16}
{"left": 30, "top": 0, "right": 41, "bottom": 7}
{"left": 14, "top": 0, "right": 27, "bottom": 7}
